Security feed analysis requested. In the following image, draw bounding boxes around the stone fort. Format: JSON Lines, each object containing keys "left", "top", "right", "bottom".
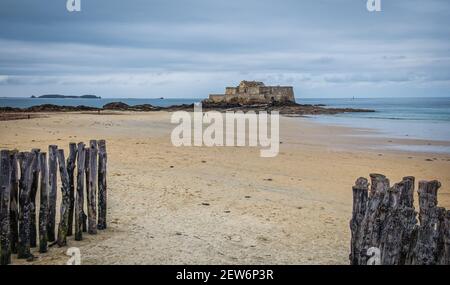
{"left": 205, "top": 81, "right": 295, "bottom": 104}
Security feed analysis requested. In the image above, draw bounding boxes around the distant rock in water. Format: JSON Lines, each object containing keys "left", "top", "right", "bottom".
{"left": 22, "top": 104, "right": 99, "bottom": 112}
{"left": 103, "top": 102, "right": 131, "bottom": 110}
{"left": 32, "top": 94, "right": 101, "bottom": 99}
{"left": 103, "top": 102, "right": 163, "bottom": 111}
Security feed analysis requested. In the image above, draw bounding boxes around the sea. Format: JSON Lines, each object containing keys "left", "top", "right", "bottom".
{"left": 1, "top": 97, "right": 450, "bottom": 153}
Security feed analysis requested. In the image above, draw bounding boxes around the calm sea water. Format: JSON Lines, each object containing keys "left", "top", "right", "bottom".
{"left": 1, "top": 97, "right": 450, "bottom": 152}
{"left": 301, "top": 97, "right": 450, "bottom": 153}
{"left": 301, "top": 97, "right": 450, "bottom": 140}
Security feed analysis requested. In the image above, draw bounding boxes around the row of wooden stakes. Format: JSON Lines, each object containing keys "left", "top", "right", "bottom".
{"left": 0, "top": 140, "right": 107, "bottom": 265}
{"left": 350, "top": 174, "right": 450, "bottom": 265}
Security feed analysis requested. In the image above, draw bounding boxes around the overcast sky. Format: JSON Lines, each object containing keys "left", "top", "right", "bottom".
{"left": 0, "top": 0, "right": 449, "bottom": 98}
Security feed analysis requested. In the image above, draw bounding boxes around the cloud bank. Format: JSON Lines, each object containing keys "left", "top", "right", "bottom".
{"left": 0, "top": 0, "right": 449, "bottom": 98}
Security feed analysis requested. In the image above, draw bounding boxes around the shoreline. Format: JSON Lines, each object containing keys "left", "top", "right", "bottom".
{"left": 298, "top": 116, "right": 450, "bottom": 155}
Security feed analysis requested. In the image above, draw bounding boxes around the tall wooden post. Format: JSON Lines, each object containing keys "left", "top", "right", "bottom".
{"left": 29, "top": 148, "right": 40, "bottom": 248}
{"left": 38, "top": 152, "right": 49, "bottom": 253}
{"left": 67, "top": 143, "right": 77, "bottom": 236}
{"left": 87, "top": 140, "right": 98, "bottom": 234}
{"left": 349, "top": 177, "right": 369, "bottom": 265}
{"left": 98, "top": 140, "right": 107, "bottom": 230}
{"left": 362, "top": 174, "right": 390, "bottom": 263}
{"left": 9, "top": 150, "right": 19, "bottom": 254}
{"left": 75, "top": 142, "right": 86, "bottom": 241}
{"left": 56, "top": 149, "right": 71, "bottom": 247}
{"left": 83, "top": 147, "right": 89, "bottom": 233}
{"left": 438, "top": 210, "right": 450, "bottom": 265}
{"left": 47, "top": 145, "right": 58, "bottom": 242}
{"left": 379, "top": 177, "right": 417, "bottom": 265}
{"left": 409, "top": 180, "right": 442, "bottom": 265}
{"left": 17, "top": 152, "right": 35, "bottom": 259}
{"left": 0, "top": 150, "right": 12, "bottom": 265}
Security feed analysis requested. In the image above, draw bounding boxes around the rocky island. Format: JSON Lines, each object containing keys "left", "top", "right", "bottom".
{"left": 31, "top": 94, "right": 101, "bottom": 99}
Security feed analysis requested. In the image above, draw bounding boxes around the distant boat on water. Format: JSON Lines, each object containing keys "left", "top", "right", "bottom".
{"left": 31, "top": 94, "right": 101, "bottom": 99}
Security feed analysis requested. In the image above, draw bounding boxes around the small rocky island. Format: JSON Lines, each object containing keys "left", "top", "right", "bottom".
{"left": 204, "top": 80, "right": 295, "bottom": 105}
{"left": 200, "top": 80, "right": 373, "bottom": 115}
{"left": 31, "top": 94, "right": 101, "bottom": 99}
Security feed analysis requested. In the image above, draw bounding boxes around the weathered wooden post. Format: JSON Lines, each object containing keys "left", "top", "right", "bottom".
{"left": 438, "top": 210, "right": 450, "bottom": 265}
{"left": 359, "top": 174, "right": 390, "bottom": 264}
{"left": 349, "top": 177, "right": 368, "bottom": 265}
{"left": 56, "top": 149, "right": 71, "bottom": 247}
{"left": 98, "top": 140, "right": 107, "bottom": 230}
{"left": 9, "top": 150, "right": 19, "bottom": 254}
{"left": 29, "top": 148, "right": 40, "bottom": 248}
{"left": 38, "top": 152, "right": 49, "bottom": 253}
{"left": 379, "top": 177, "right": 417, "bottom": 265}
{"left": 17, "top": 152, "right": 35, "bottom": 259}
{"left": 83, "top": 147, "right": 90, "bottom": 233}
{"left": 399, "top": 176, "right": 415, "bottom": 208}
{"left": 67, "top": 143, "right": 77, "bottom": 236}
{"left": 408, "top": 180, "right": 442, "bottom": 265}
{"left": 0, "top": 150, "right": 12, "bottom": 265}
{"left": 47, "top": 145, "right": 58, "bottom": 242}
{"left": 75, "top": 142, "right": 85, "bottom": 241}
{"left": 87, "top": 140, "right": 98, "bottom": 234}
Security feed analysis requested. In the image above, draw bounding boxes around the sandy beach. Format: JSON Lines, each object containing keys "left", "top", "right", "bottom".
{"left": 1, "top": 111, "right": 449, "bottom": 265}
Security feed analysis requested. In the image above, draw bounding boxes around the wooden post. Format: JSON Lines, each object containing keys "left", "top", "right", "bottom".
{"left": 75, "top": 142, "right": 85, "bottom": 241}
{"left": 356, "top": 174, "right": 390, "bottom": 265}
{"left": 83, "top": 147, "right": 90, "bottom": 233}
{"left": 17, "top": 152, "right": 35, "bottom": 259}
{"left": 409, "top": 180, "right": 442, "bottom": 265}
{"left": 399, "top": 176, "right": 415, "bottom": 208}
{"left": 67, "top": 143, "right": 77, "bottom": 236}
{"left": 0, "top": 150, "right": 12, "bottom": 265}
{"left": 438, "top": 210, "right": 450, "bottom": 265}
{"left": 56, "top": 149, "right": 71, "bottom": 247}
{"left": 379, "top": 177, "right": 417, "bottom": 265}
{"left": 38, "top": 152, "right": 49, "bottom": 253}
{"left": 29, "top": 148, "right": 40, "bottom": 248}
{"left": 47, "top": 145, "right": 58, "bottom": 242}
{"left": 9, "top": 150, "right": 19, "bottom": 254}
{"left": 97, "top": 140, "right": 107, "bottom": 230}
{"left": 349, "top": 177, "right": 368, "bottom": 265}
{"left": 87, "top": 140, "right": 98, "bottom": 234}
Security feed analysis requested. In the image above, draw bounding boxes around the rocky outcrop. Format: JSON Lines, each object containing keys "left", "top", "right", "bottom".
{"left": 0, "top": 101, "right": 374, "bottom": 118}
{"left": 201, "top": 101, "right": 374, "bottom": 116}
{"left": 0, "top": 104, "right": 100, "bottom": 113}
{"left": 102, "top": 102, "right": 131, "bottom": 110}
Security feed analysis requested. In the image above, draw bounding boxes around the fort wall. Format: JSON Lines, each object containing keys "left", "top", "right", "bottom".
{"left": 206, "top": 81, "right": 295, "bottom": 104}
